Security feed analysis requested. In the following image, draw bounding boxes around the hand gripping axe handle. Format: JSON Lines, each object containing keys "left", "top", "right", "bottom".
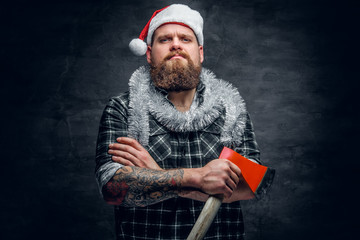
{"left": 186, "top": 147, "right": 275, "bottom": 240}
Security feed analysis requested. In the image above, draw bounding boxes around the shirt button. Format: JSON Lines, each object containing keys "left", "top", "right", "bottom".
{"left": 181, "top": 149, "right": 186, "bottom": 157}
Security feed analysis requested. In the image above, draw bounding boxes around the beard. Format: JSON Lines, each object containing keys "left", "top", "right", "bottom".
{"left": 150, "top": 51, "right": 202, "bottom": 92}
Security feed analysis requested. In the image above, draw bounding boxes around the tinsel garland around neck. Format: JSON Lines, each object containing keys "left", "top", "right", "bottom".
{"left": 127, "top": 66, "right": 248, "bottom": 147}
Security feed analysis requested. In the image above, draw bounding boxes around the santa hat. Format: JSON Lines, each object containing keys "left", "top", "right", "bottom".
{"left": 129, "top": 4, "right": 204, "bottom": 56}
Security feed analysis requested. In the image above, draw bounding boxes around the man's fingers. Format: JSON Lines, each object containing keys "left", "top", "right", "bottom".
{"left": 219, "top": 184, "right": 233, "bottom": 199}
{"left": 108, "top": 138, "right": 160, "bottom": 170}
{"left": 108, "top": 148, "right": 141, "bottom": 165}
{"left": 109, "top": 142, "right": 139, "bottom": 159}
{"left": 225, "top": 160, "right": 241, "bottom": 185}
{"left": 112, "top": 156, "right": 135, "bottom": 166}
{"left": 225, "top": 177, "right": 238, "bottom": 192}
{"left": 116, "top": 137, "right": 145, "bottom": 151}
{"left": 214, "top": 160, "right": 241, "bottom": 189}
{"left": 201, "top": 159, "right": 243, "bottom": 197}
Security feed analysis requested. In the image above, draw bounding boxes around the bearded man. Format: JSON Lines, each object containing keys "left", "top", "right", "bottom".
{"left": 95, "top": 4, "right": 261, "bottom": 239}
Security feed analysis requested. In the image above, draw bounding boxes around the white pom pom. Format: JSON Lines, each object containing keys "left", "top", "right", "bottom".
{"left": 129, "top": 38, "right": 147, "bottom": 56}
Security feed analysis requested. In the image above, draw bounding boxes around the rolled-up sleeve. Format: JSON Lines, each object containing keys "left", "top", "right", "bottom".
{"left": 234, "top": 113, "right": 261, "bottom": 164}
{"left": 95, "top": 94, "right": 129, "bottom": 193}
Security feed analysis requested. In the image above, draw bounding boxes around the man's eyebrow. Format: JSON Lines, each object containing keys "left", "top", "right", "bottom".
{"left": 155, "top": 33, "right": 172, "bottom": 39}
{"left": 178, "top": 33, "right": 195, "bottom": 39}
{"left": 155, "top": 33, "right": 195, "bottom": 39}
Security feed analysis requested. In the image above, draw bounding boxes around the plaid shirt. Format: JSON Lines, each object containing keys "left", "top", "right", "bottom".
{"left": 95, "top": 85, "right": 260, "bottom": 240}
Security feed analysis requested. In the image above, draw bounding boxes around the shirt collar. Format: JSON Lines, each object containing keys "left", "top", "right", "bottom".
{"left": 153, "top": 81, "right": 206, "bottom": 109}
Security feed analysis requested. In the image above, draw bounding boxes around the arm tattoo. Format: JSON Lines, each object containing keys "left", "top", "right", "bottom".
{"left": 102, "top": 166, "right": 184, "bottom": 207}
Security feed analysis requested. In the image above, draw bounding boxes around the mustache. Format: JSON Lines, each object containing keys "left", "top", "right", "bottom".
{"left": 164, "top": 51, "right": 190, "bottom": 61}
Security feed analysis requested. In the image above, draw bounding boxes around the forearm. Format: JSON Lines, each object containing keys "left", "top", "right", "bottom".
{"left": 102, "top": 166, "right": 185, "bottom": 207}
{"left": 101, "top": 164, "right": 230, "bottom": 206}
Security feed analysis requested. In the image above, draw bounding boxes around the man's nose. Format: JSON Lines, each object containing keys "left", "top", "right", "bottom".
{"left": 170, "top": 38, "right": 182, "bottom": 51}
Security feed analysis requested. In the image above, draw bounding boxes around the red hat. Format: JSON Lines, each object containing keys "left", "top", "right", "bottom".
{"left": 129, "top": 4, "right": 204, "bottom": 56}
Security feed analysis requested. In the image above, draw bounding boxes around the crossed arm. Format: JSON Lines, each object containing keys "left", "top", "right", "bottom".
{"left": 102, "top": 137, "right": 254, "bottom": 207}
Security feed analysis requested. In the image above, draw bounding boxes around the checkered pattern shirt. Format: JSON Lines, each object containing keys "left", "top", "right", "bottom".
{"left": 95, "top": 87, "right": 260, "bottom": 240}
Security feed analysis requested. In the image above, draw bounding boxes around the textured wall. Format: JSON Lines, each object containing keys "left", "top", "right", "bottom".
{"left": 1, "top": 0, "right": 357, "bottom": 239}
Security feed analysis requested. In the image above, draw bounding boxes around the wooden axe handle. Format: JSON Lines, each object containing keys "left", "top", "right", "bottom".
{"left": 186, "top": 195, "right": 223, "bottom": 240}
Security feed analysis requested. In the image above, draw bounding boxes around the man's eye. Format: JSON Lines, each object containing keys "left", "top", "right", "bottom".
{"left": 160, "top": 38, "right": 170, "bottom": 43}
{"left": 182, "top": 38, "right": 190, "bottom": 42}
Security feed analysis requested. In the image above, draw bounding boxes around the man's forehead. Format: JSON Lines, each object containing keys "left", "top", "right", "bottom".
{"left": 153, "top": 24, "right": 197, "bottom": 39}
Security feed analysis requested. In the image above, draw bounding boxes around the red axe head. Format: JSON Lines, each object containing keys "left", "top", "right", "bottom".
{"left": 219, "top": 147, "right": 275, "bottom": 198}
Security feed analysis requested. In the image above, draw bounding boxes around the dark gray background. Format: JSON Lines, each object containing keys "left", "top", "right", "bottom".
{"left": 1, "top": 0, "right": 358, "bottom": 239}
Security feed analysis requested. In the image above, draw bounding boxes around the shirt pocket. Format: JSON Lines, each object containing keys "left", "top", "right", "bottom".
{"left": 147, "top": 132, "right": 172, "bottom": 166}
{"left": 199, "top": 124, "right": 224, "bottom": 161}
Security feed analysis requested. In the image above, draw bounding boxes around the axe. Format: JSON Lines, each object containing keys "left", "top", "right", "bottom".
{"left": 186, "top": 147, "right": 275, "bottom": 240}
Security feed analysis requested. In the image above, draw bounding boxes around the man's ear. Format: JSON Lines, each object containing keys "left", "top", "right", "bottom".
{"left": 199, "top": 45, "right": 204, "bottom": 63}
{"left": 146, "top": 46, "right": 152, "bottom": 64}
